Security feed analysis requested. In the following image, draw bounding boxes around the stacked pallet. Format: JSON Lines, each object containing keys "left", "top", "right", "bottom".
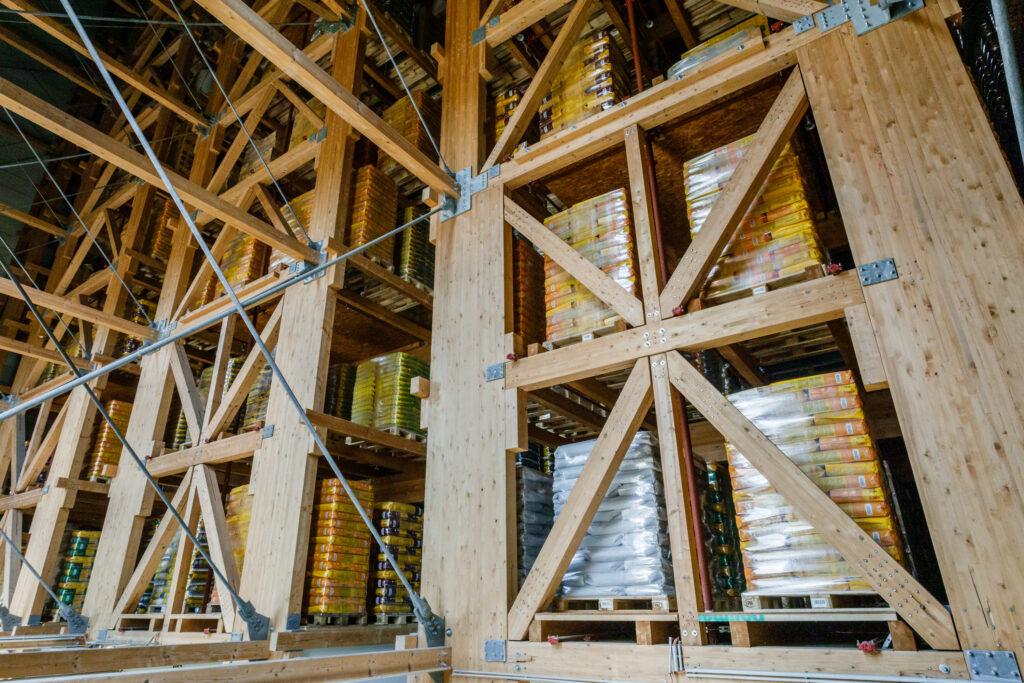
{"left": 554, "top": 431, "right": 674, "bottom": 598}
{"left": 115, "top": 301, "right": 155, "bottom": 359}
{"left": 378, "top": 90, "right": 441, "bottom": 186}
{"left": 225, "top": 484, "right": 252, "bottom": 574}
{"left": 241, "top": 361, "right": 273, "bottom": 432}
{"left": 183, "top": 522, "right": 212, "bottom": 612}
{"left": 516, "top": 458, "right": 553, "bottom": 588}
{"left": 84, "top": 400, "right": 132, "bottom": 482}
{"left": 683, "top": 136, "right": 823, "bottom": 303}
{"left": 140, "top": 530, "right": 181, "bottom": 613}
{"left": 369, "top": 501, "right": 423, "bottom": 619}
{"left": 307, "top": 479, "right": 373, "bottom": 621}
{"left": 349, "top": 165, "right": 399, "bottom": 269}
{"left": 238, "top": 133, "right": 275, "bottom": 178}
{"left": 53, "top": 530, "right": 100, "bottom": 617}
{"left": 268, "top": 189, "right": 315, "bottom": 272}
{"left": 539, "top": 29, "right": 628, "bottom": 139}
{"left": 352, "top": 352, "right": 429, "bottom": 436}
{"left": 397, "top": 205, "right": 434, "bottom": 289}
{"left": 325, "top": 363, "right": 356, "bottom": 419}
{"left": 726, "top": 370, "right": 903, "bottom": 598}
{"left": 544, "top": 188, "right": 637, "bottom": 343}
{"left": 512, "top": 237, "right": 545, "bottom": 345}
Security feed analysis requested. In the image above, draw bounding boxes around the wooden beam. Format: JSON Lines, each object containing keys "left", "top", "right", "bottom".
{"left": 484, "top": 0, "right": 592, "bottom": 168}
{"left": 193, "top": 464, "right": 240, "bottom": 632}
{"left": 192, "top": 0, "right": 457, "bottom": 196}
{"left": 0, "top": 78, "right": 316, "bottom": 263}
{"left": 271, "top": 623, "right": 413, "bottom": 651}
{"left": 504, "top": 198, "right": 644, "bottom": 327}
{"left": 307, "top": 410, "right": 427, "bottom": 457}
{"left": 148, "top": 430, "right": 264, "bottom": 478}
{"left": 0, "top": 0, "right": 204, "bottom": 125}
{"left": 168, "top": 342, "right": 204, "bottom": 444}
{"left": 0, "top": 335, "right": 93, "bottom": 371}
{"left": 0, "top": 488, "right": 43, "bottom": 512}
{"left": 716, "top": 343, "right": 768, "bottom": 386}
{"left": 842, "top": 303, "right": 888, "bottom": 391}
{"left": 660, "top": 68, "right": 808, "bottom": 315}
{"left": 348, "top": 254, "right": 433, "bottom": 310}
{"left": 484, "top": 0, "right": 574, "bottom": 46}
{"left": 663, "top": 0, "right": 697, "bottom": 49}
{"left": 508, "top": 359, "right": 652, "bottom": 640}
{"left": 529, "top": 387, "right": 606, "bottom": 433}
{"left": 715, "top": 0, "right": 827, "bottom": 23}
{"left": 336, "top": 289, "right": 431, "bottom": 341}
{"left": 0, "top": 25, "right": 106, "bottom": 98}
{"left": 664, "top": 351, "right": 959, "bottom": 650}
{"left": 506, "top": 270, "right": 863, "bottom": 391}
{"left": 15, "top": 401, "right": 68, "bottom": 492}
{"left": 0, "top": 201, "right": 66, "bottom": 238}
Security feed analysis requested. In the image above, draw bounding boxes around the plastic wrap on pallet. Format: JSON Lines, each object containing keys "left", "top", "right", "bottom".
{"left": 369, "top": 501, "right": 423, "bottom": 616}
{"left": 183, "top": 522, "right": 212, "bottom": 612}
{"left": 666, "top": 16, "right": 767, "bottom": 82}
{"left": 683, "top": 135, "right": 823, "bottom": 302}
{"left": 225, "top": 484, "right": 253, "bottom": 574}
{"left": 52, "top": 530, "right": 100, "bottom": 617}
{"left": 543, "top": 188, "right": 637, "bottom": 342}
{"left": 539, "top": 28, "right": 629, "bottom": 139}
{"left": 349, "top": 165, "right": 399, "bottom": 268}
{"left": 700, "top": 461, "right": 744, "bottom": 607}
{"left": 84, "top": 400, "right": 133, "bottom": 481}
{"left": 373, "top": 352, "right": 430, "bottom": 435}
{"left": 307, "top": 479, "right": 373, "bottom": 616}
{"left": 377, "top": 90, "right": 441, "bottom": 183}
{"left": 147, "top": 193, "right": 177, "bottom": 262}
{"left": 141, "top": 529, "right": 181, "bottom": 613}
{"left": 325, "top": 363, "right": 356, "bottom": 420}
{"left": 513, "top": 236, "right": 546, "bottom": 345}
{"left": 726, "top": 370, "right": 904, "bottom": 596}
{"left": 517, "top": 464, "right": 553, "bottom": 587}
{"left": 268, "top": 189, "right": 315, "bottom": 272}
{"left": 242, "top": 358, "right": 274, "bottom": 432}
{"left": 553, "top": 431, "right": 674, "bottom": 598}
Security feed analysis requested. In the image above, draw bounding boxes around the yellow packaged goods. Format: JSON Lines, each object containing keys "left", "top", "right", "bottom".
{"left": 683, "top": 137, "right": 824, "bottom": 302}
{"left": 225, "top": 484, "right": 252, "bottom": 574}
{"left": 397, "top": 206, "right": 434, "bottom": 289}
{"left": 512, "top": 237, "right": 546, "bottom": 344}
{"left": 241, "top": 361, "right": 273, "bottom": 431}
{"left": 368, "top": 500, "right": 423, "bottom": 616}
{"left": 211, "top": 233, "right": 269, "bottom": 301}
{"left": 239, "top": 133, "right": 275, "bottom": 177}
{"left": 726, "top": 371, "right": 905, "bottom": 596}
{"left": 146, "top": 193, "right": 177, "bottom": 262}
{"left": 324, "top": 363, "right": 356, "bottom": 419}
{"left": 348, "top": 165, "right": 398, "bottom": 267}
{"left": 373, "top": 352, "right": 429, "bottom": 434}
{"left": 306, "top": 478, "right": 373, "bottom": 617}
{"left": 54, "top": 530, "right": 101, "bottom": 616}
{"left": 377, "top": 90, "right": 441, "bottom": 178}
{"left": 289, "top": 100, "right": 326, "bottom": 149}
{"left": 268, "top": 189, "right": 315, "bottom": 271}
{"left": 85, "top": 400, "right": 133, "bottom": 481}
{"left": 543, "top": 188, "right": 637, "bottom": 342}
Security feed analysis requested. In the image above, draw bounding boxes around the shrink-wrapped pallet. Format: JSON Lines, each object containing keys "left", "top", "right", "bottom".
{"left": 369, "top": 501, "right": 422, "bottom": 616}
{"left": 349, "top": 165, "right": 398, "bottom": 268}
{"left": 307, "top": 479, "right": 373, "bottom": 616}
{"left": 517, "top": 464, "right": 553, "bottom": 587}
{"left": 397, "top": 205, "right": 434, "bottom": 289}
{"left": 53, "top": 530, "right": 100, "bottom": 616}
{"left": 84, "top": 400, "right": 132, "bottom": 481}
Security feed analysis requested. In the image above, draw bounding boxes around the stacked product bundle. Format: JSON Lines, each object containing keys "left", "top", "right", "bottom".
{"left": 543, "top": 188, "right": 637, "bottom": 343}
{"left": 225, "top": 484, "right": 252, "bottom": 574}
{"left": 378, "top": 91, "right": 442, "bottom": 179}
{"left": 699, "top": 461, "right": 744, "bottom": 608}
{"left": 726, "top": 370, "right": 903, "bottom": 596}
{"left": 37, "top": 339, "right": 83, "bottom": 387}
{"left": 211, "top": 233, "right": 269, "bottom": 301}
{"left": 512, "top": 236, "right": 546, "bottom": 345}
{"left": 351, "top": 352, "right": 429, "bottom": 435}
{"left": 115, "top": 301, "right": 155, "bottom": 358}
{"left": 142, "top": 530, "right": 181, "bottom": 613}
{"left": 667, "top": 17, "right": 766, "bottom": 82}
{"left": 241, "top": 361, "right": 273, "bottom": 432}
{"left": 494, "top": 87, "right": 521, "bottom": 140}
{"left": 54, "top": 530, "right": 100, "bottom": 616}
{"left": 538, "top": 28, "right": 628, "bottom": 139}
{"left": 134, "top": 518, "right": 160, "bottom": 612}
{"left": 349, "top": 165, "right": 399, "bottom": 268}
{"left": 397, "top": 205, "right": 434, "bottom": 289}
{"left": 351, "top": 358, "right": 380, "bottom": 428}
{"left": 85, "top": 400, "right": 133, "bottom": 481}
{"left": 147, "top": 193, "right": 177, "bottom": 262}
{"left": 239, "top": 133, "right": 275, "bottom": 177}
{"left": 325, "top": 363, "right": 356, "bottom": 419}
{"left": 183, "top": 522, "right": 212, "bottom": 612}
{"left": 268, "top": 189, "right": 315, "bottom": 272}
{"left": 683, "top": 136, "right": 823, "bottom": 303}
{"left": 307, "top": 479, "right": 373, "bottom": 619}
{"left": 553, "top": 432, "right": 674, "bottom": 598}
{"left": 516, "top": 462, "right": 553, "bottom": 587}
{"left": 370, "top": 501, "right": 423, "bottom": 618}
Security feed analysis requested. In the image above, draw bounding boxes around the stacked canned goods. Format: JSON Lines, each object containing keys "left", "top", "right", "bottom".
{"left": 268, "top": 189, "right": 314, "bottom": 272}
{"left": 116, "top": 301, "right": 155, "bottom": 358}
{"left": 54, "top": 530, "right": 100, "bottom": 615}
{"left": 134, "top": 518, "right": 160, "bottom": 612}
{"left": 306, "top": 479, "right": 373, "bottom": 618}
{"left": 369, "top": 501, "right": 422, "bottom": 617}
{"left": 494, "top": 87, "right": 521, "bottom": 140}
{"left": 349, "top": 165, "right": 398, "bottom": 268}
{"left": 85, "top": 400, "right": 133, "bottom": 481}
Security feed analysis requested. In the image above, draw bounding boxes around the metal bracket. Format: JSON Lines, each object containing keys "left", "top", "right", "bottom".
{"left": 152, "top": 318, "right": 177, "bottom": 341}
{"left": 966, "top": 651, "right": 1022, "bottom": 681}
{"left": 485, "top": 363, "right": 505, "bottom": 382}
{"left": 58, "top": 602, "right": 89, "bottom": 635}
{"left": 285, "top": 613, "right": 302, "bottom": 631}
{"left": 311, "top": 9, "right": 356, "bottom": 40}
{"left": 0, "top": 606, "right": 21, "bottom": 631}
{"left": 96, "top": 628, "right": 108, "bottom": 643}
{"left": 236, "top": 598, "right": 270, "bottom": 641}
{"left": 312, "top": 126, "right": 328, "bottom": 144}
{"left": 793, "top": 13, "right": 816, "bottom": 34}
{"left": 471, "top": 25, "right": 486, "bottom": 45}
{"left": 261, "top": 423, "right": 275, "bottom": 439}
{"left": 858, "top": 257, "right": 899, "bottom": 286}
{"left": 440, "top": 166, "right": 491, "bottom": 222}
{"left": 230, "top": 631, "right": 244, "bottom": 642}
{"left": 484, "top": 639, "right": 506, "bottom": 662}
{"left": 288, "top": 240, "right": 327, "bottom": 283}
{"left": 806, "top": 0, "right": 924, "bottom": 35}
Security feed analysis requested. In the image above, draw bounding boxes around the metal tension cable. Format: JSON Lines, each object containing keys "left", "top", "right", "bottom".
{"left": 0, "top": 520, "right": 85, "bottom": 633}
{"left": 59, "top": 0, "right": 445, "bottom": 645}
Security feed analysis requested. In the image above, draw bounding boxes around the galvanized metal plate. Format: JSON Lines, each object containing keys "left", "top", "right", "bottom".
{"left": 485, "top": 363, "right": 505, "bottom": 382}
{"left": 965, "top": 650, "right": 1022, "bottom": 681}
{"left": 793, "top": 13, "right": 816, "bottom": 34}
{"left": 849, "top": 0, "right": 924, "bottom": 35}
{"left": 471, "top": 25, "right": 486, "bottom": 45}
{"left": 858, "top": 258, "right": 898, "bottom": 286}
{"left": 440, "top": 166, "right": 489, "bottom": 221}
{"left": 817, "top": 2, "right": 849, "bottom": 31}
{"left": 484, "top": 639, "right": 506, "bottom": 662}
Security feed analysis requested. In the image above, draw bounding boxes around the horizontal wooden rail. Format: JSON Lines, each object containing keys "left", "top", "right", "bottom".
{"left": 307, "top": 409, "right": 428, "bottom": 457}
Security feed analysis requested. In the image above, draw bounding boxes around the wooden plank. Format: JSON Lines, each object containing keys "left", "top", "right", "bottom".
{"left": 168, "top": 342, "right": 204, "bottom": 445}
{"left": 192, "top": 0, "right": 456, "bottom": 196}
{"left": 348, "top": 254, "right": 433, "bottom": 310}
{"left": 484, "top": 0, "right": 574, "bottom": 46}
{"left": 800, "top": 8, "right": 1024, "bottom": 650}
{"left": 715, "top": 0, "right": 826, "bottom": 23}
{"left": 307, "top": 410, "right": 427, "bottom": 457}
{"left": 683, "top": 646, "right": 968, "bottom": 679}
{"left": 147, "top": 430, "right": 264, "bottom": 478}
{"left": 0, "top": 278, "right": 155, "bottom": 340}
{"left": 842, "top": 303, "right": 888, "bottom": 391}
{"left": 663, "top": 0, "right": 697, "bottom": 49}
{"left": 484, "top": 0, "right": 592, "bottom": 168}
{"left": 504, "top": 199, "right": 644, "bottom": 327}
{"left": 202, "top": 316, "right": 238, "bottom": 435}
{"left": 193, "top": 465, "right": 239, "bottom": 632}
{"left": 664, "top": 350, "right": 958, "bottom": 650}
{"left": 506, "top": 270, "right": 863, "bottom": 390}
{"left": 508, "top": 360, "right": 652, "bottom": 640}
{"left": 15, "top": 401, "right": 67, "bottom": 491}
{"left": 0, "top": 201, "right": 66, "bottom": 238}
{"left": 0, "top": 510, "right": 21, "bottom": 608}
{"left": 529, "top": 388, "right": 606, "bottom": 433}
{"left": 271, "top": 623, "right": 415, "bottom": 651}
{"left": 0, "top": 640, "right": 269, "bottom": 679}
{"left": 0, "top": 78, "right": 315, "bottom": 263}
{"left": 659, "top": 68, "right": 808, "bottom": 315}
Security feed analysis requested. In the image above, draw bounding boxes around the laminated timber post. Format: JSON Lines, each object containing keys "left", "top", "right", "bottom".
{"left": 421, "top": 0, "right": 520, "bottom": 676}
{"left": 236, "top": 13, "right": 368, "bottom": 631}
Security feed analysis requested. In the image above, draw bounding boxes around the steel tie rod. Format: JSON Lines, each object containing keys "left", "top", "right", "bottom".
{"left": 57, "top": 0, "right": 445, "bottom": 646}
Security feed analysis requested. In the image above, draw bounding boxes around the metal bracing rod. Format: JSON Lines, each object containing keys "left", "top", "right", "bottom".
{"left": 57, "top": 0, "right": 444, "bottom": 638}
{"left": 3, "top": 108, "right": 154, "bottom": 327}
{"left": 0, "top": 240, "right": 270, "bottom": 640}
{"left": 0, "top": 516, "right": 84, "bottom": 632}
{"left": 0, "top": 205, "right": 439, "bottom": 423}
{"left": 990, "top": 0, "right": 1024, "bottom": 166}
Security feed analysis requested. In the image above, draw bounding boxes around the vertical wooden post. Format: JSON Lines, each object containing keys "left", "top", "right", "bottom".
{"left": 237, "top": 15, "right": 365, "bottom": 631}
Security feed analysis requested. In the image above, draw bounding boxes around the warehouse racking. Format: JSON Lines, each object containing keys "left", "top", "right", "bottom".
{"left": 0, "top": 0, "right": 1018, "bottom": 680}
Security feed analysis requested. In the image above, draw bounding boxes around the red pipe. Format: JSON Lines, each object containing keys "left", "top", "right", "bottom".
{"left": 624, "top": 0, "right": 715, "bottom": 622}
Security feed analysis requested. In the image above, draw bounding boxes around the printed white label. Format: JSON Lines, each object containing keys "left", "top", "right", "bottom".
{"left": 753, "top": 285, "right": 767, "bottom": 295}
{"left": 840, "top": 397, "right": 848, "bottom": 409}
{"left": 858, "top": 475, "right": 867, "bottom": 487}
{"left": 852, "top": 448, "right": 861, "bottom": 459}
{"left": 599, "top": 599, "right": 613, "bottom": 610}
{"left": 845, "top": 423, "right": 854, "bottom": 434}
{"left": 864, "top": 503, "right": 873, "bottom": 515}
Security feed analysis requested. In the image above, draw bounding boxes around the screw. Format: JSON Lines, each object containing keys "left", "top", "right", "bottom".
{"left": 446, "top": 628, "right": 453, "bottom": 637}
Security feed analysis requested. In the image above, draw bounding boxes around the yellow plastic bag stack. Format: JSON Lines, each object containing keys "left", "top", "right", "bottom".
{"left": 397, "top": 205, "right": 433, "bottom": 289}
{"left": 726, "top": 370, "right": 903, "bottom": 596}
{"left": 495, "top": 87, "right": 521, "bottom": 140}
{"left": 241, "top": 361, "right": 273, "bottom": 431}
{"left": 85, "top": 400, "right": 133, "bottom": 481}
{"left": 373, "top": 352, "right": 429, "bottom": 435}
{"left": 306, "top": 479, "right": 373, "bottom": 617}
{"left": 267, "top": 189, "right": 315, "bottom": 272}
{"left": 370, "top": 501, "right": 422, "bottom": 617}
{"left": 239, "top": 133, "right": 275, "bottom": 177}
{"left": 211, "top": 233, "right": 269, "bottom": 301}
{"left": 325, "top": 363, "right": 356, "bottom": 420}
{"left": 539, "top": 28, "right": 628, "bottom": 139}
{"left": 683, "top": 136, "right": 823, "bottom": 303}
{"left": 543, "top": 188, "right": 637, "bottom": 342}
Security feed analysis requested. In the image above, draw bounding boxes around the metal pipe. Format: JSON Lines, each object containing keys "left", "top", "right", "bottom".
{"left": 58, "top": 0, "right": 442, "bottom": 638}
{"left": 0, "top": 206, "right": 439, "bottom": 423}
{"left": 685, "top": 667, "right": 970, "bottom": 683}
{"left": 625, "top": 0, "right": 644, "bottom": 91}
{"left": 990, "top": 0, "right": 1024, "bottom": 166}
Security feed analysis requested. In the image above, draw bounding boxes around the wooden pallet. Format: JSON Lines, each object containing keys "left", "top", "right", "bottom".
{"left": 741, "top": 591, "right": 884, "bottom": 612}
{"left": 531, "top": 612, "right": 678, "bottom": 646}
{"left": 695, "top": 264, "right": 826, "bottom": 308}
{"left": 308, "top": 613, "right": 368, "bottom": 627}
{"left": 700, "top": 610, "right": 913, "bottom": 649}
{"left": 374, "top": 612, "right": 417, "bottom": 625}
{"left": 116, "top": 612, "right": 224, "bottom": 633}
{"left": 554, "top": 595, "right": 675, "bottom": 613}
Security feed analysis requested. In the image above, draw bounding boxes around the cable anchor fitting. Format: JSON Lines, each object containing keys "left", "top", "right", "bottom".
{"left": 57, "top": 602, "right": 89, "bottom": 635}
{"left": 0, "top": 605, "right": 21, "bottom": 631}
{"left": 236, "top": 598, "right": 270, "bottom": 641}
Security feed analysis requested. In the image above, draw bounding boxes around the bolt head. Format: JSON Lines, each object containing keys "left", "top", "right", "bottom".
{"left": 446, "top": 628, "right": 453, "bottom": 637}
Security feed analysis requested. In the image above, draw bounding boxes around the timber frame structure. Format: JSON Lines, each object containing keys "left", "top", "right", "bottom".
{"left": 0, "top": 0, "right": 1019, "bottom": 679}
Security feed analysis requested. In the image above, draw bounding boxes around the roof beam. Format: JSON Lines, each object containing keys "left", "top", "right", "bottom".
{"left": 192, "top": 0, "right": 457, "bottom": 196}
{"left": 0, "top": 77, "right": 317, "bottom": 263}
{"left": 0, "top": 25, "right": 107, "bottom": 98}
{"left": 715, "top": 0, "right": 828, "bottom": 23}
{"left": 483, "top": 0, "right": 574, "bottom": 47}
{"left": 0, "top": 201, "right": 66, "bottom": 238}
